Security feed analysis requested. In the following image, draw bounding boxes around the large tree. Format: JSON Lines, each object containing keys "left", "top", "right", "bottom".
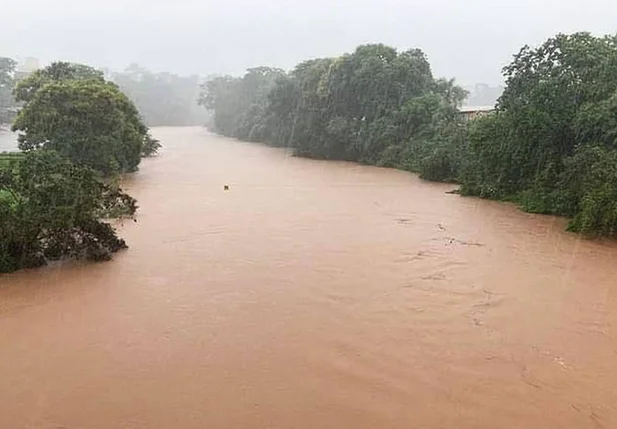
{"left": 13, "top": 61, "right": 104, "bottom": 103}
{"left": 1, "top": 61, "right": 160, "bottom": 273}
{"left": 12, "top": 63, "right": 154, "bottom": 175}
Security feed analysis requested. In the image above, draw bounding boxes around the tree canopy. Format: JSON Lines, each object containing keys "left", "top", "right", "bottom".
{"left": 13, "top": 61, "right": 105, "bottom": 104}
{"left": 12, "top": 62, "right": 156, "bottom": 175}
{"left": 460, "top": 32, "right": 617, "bottom": 236}
{"left": 1, "top": 61, "right": 158, "bottom": 273}
{"left": 201, "top": 44, "right": 467, "bottom": 181}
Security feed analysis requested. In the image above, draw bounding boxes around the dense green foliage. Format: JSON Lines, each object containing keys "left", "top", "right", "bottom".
{"left": 0, "top": 57, "right": 18, "bottom": 124}
{"left": 0, "top": 151, "right": 136, "bottom": 272}
{"left": 201, "top": 45, "right": 467, "bottom": 182}
{"left": 460, "top": 33, "right": 617, "bottom": 236}
{"left": 1, "top": 61, "right": 156, "bottom": 273}
{"left": 0, "top": 152, "right": 24, "bottom": 167}
{"left": 12, "top": 62, "right": 158, "bottom": 175}
{"left": 113, "top": 64, "right": 208, "bottom": 127}
{"left": 13, "top": 61, "right": 105, "bottom": 104}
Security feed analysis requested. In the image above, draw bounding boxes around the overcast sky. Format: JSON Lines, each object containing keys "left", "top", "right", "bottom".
{"left": 1, "top": 0, "right": 616, "bottom": 85}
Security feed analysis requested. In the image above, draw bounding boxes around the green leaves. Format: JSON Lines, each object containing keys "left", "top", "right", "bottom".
{"left": 13, "top": 61, "right": 105, "bottom": 104}
{"left": 142, "top": 134, "right": 161, "bottom": 157}
{"left": 0, "top": 150, "right": 136, "bottom": 272}
{"left": 203, "top": 43, "right": 465, "bottom": 173}
{"left": 1, "top": 61, "right": 154, "bottom": 273}
{"left": 461, "top": 32, "right": 617, "bottom": 236}
{"left": 561, "top": 145, "right": 617, "bottom": 236}
{"left": 202, "top": 36, "right": 617, "bottom": 237}
{"left": 13, "top": 78, "right": 147, "bottom": 175}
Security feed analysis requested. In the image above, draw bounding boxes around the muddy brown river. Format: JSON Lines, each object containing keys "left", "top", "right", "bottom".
{"left": 1, "top": 126, "right": 617, "bottom": 428}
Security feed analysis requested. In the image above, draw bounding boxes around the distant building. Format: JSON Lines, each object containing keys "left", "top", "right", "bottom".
{"left": 458, "top": 105, "right": 495, "bottom": 121}
{"left": 14, "top": 57, "right": 40, "bottom": 81}
{"left": 21, "top": 57, "right": 39, "bottom": 73}
{"left": 464, "top": 83, "right": 504, "bottom": 107}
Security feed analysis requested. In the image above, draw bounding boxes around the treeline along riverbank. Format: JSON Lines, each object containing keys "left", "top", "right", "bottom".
{"left": 202, "top": 33, "right": 617, "bottom": 238}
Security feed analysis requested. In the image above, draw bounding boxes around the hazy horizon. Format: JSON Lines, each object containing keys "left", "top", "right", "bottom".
{"left": 2, "top": 0, "right": 617, "bottom": 85}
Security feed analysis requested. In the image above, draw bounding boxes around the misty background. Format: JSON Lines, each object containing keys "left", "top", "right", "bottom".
{"left": 2, "top": 0, "right": 617, "bottom": 87}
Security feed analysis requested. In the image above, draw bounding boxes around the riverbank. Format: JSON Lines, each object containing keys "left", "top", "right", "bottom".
{"left": 205, "top": 36, "right": 617, "bottom": 237}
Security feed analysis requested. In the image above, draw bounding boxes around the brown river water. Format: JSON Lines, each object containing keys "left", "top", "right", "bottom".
{"left": 1, "top": 126, "right": 617, "bottom": 428}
